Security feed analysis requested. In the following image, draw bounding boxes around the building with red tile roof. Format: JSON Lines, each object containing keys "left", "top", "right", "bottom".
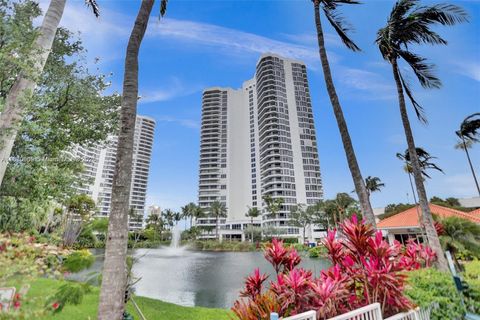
{"left": 378, "top": 203, "right": 480, "bottom": 244}
{"left": 468, "top": 208, "right": 480, "bottom": 217}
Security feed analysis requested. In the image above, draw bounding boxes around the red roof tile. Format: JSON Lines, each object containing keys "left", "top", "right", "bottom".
{"left": 378, "top": 204, "right": 480, "bottom": 229}
{"left": 468, "top": 208, "right": 480, "bottom": 217}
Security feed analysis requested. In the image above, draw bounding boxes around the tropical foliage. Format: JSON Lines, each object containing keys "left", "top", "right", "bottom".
{"left": 436, "top": 216, "right": 480, "bottom": 260}
{"left": 232, "top": 216, "right": 436, "bottom": 319}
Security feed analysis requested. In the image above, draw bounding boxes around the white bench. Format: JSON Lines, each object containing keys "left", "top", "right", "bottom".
{"left": 271, "top": 303, "right": 434, "bottom": 320}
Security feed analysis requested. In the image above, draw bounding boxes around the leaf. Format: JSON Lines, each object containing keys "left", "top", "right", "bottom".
{"left": 323, "top": 7, "right": 360, "bottom": 52}
{"left": 398, "top": 69, "right": 428, "bottom": 124}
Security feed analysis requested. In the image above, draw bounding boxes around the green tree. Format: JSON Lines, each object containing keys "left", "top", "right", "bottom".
{"left": 246, "top": 206, "right": 261, "bottom": 242}
{"left": 210, "top": 201, "right": 227, "bottom": 241}
{"left": 456, "top": 113, "right": 480, "bottom": 196}
{"left": 145, "top": 212, "right": 163, "bottom": 241}
{"left": 439, "top": 216, "right": 480, "bottom": 260}
{"left": 262, "top": 195, "right": 284, "bottom": 219}
{"left": 192, "top": 205, "right": 205, "bottom": 227}
{"left": 161, "top": 209, "right": 176, "bottom": 230}
{"left": 380, "top": 203, "right": 416, "bottom": 220}
{"left": 0, "top": 27, "right": 118, "bottom": 232}
{"left": 0, "top": 0, "right": 99, "bottom": 186}
{"left": 62, "top": 194, "right": 96, "bottom": 247}
{"left": 98, "top": 1, "right": 168, "bottom": 318}
{"left": 397, "top": 147, "right": 444, "bottom": 179}
{"left": 376, "top": 0, "right": 468, "bottom": 270}
{"left": 365, "top": 176, "right": 385, "bottom": 196}
{"left": 311, "top": 0, "right": 375, "bottom": 226}
{"left": 182, "top": 202, "right": 198, "bottom": 227}
{"left": 290, "top": 204, "right": 313, "bottom": 242}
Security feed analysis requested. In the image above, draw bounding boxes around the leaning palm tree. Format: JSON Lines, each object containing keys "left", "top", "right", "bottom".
{"left": 210, "top": 201, "right": 227, "bottom": 241}
{"left": 98, "top": 1, "right": 167, "bottom": 319}
{"left": 0, "top": 0, "right": 99, "bottom": 187}
{"left": 376, "top": 0, "right": 468, "bottom": 271}
{"left": 364, "top": 176, "right": 385, "bottom": 196}
{"left": 311, "top": 0, "right": 376, "bottom": 226}
{"left": 456, "top": 113, "right": 480, "bottom": 196}
{"left": 246, "top": 206, "right": 261, "bottom": 241}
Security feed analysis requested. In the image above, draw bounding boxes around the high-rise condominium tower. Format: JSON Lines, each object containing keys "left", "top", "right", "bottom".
{"left": 73, "top": 115, "right": 155, "bottom": 230}
{"left": 197, "top": 54, "right": 322, "bottom": 239}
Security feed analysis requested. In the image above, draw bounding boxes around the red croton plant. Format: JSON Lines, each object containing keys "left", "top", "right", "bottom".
{"left": 232, "top": 215, "right": 436, "bottom": 320}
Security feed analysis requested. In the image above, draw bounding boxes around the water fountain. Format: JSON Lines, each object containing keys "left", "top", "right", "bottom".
{"left": 159, "top": 225, "right": 185, "bottom": 256}
{"left": 170, "top": 225, "right": 181, "bottom": 249}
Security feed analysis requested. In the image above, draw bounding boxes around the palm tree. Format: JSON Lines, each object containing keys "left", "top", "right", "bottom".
{"left": 364, "top": 176, "right": 385, "bottom": 196}
{"left": 146, "top": 212, "right": 163, "bottom": 241}
{"left": 210, "top": 201, "right": 227, "bottom": 241}
{"left": 182, "top": 202, "right": 198, "bottom": 227}
{"left": 97, "top": 1, "right": 167, "bottom": 318}
{"left": 376, "top": 0, "right": 467, "bottom": 271}
{"left": 162, "top": 209, "right": 176, "bottom": 230}
{"left": 0, "top": 0, "right": 99, "bottom": 187}
{"left": 397, "top": 147, "right": 444, "bottom": 179}
{"left": 192, "top": 205, "right": 205, "bottom": 227}
{"left": 262, "top": 194, "right": 284, "bottom": 219}
{"left": 246, "top": 207, "right": 261, "bottom": 242}
{"left": 456, "top": 113, "right": 480, "bottom": 196}
{"left": 311, "top": 0, "right": 376, "bottom": 227}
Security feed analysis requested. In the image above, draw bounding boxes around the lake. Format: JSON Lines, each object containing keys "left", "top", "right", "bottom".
{"left": 81, "top": 246, "right": 330, "bottom": 309}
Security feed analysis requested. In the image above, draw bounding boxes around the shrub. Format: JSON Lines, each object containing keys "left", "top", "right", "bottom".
{"left": 308, "top": 245, "right": 327, "bottom": 258}
{"left": 464, "top": 260, "right": 480, "bottom": 313}
{"left": 63, "top": 250, "right": 95, "bottom": 273}
{"left": 232, "top": 216, "right": 435, "bottom": 319}
{"left": 45, "top": 281, "right": 92, "bottom": 313}
{"left": 405, "top": 268, "right": 464, "bottom": 319}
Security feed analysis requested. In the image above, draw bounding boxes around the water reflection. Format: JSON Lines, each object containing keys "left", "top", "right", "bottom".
{"left": 131, "top": 248, "right": 329, "bottom": 309}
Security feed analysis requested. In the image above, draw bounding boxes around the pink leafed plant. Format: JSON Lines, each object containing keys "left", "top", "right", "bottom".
{"left": 232, "top": 215, "right": 437, "bottom": 320}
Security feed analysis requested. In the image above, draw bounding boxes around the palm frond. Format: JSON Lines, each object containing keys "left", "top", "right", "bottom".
{"left": 85, "top": 0, "right": 100, "bottom": 18}
{"left": 458, "top": 113, "right": 480, "bottom": 142}
{"left": 398, "top": 70, "right": 428, "bottom": 124}
{"left": 323, "top": 8, "right": 360, "bottom": 51}
{"left": 398, "top": 50, "right": 440, "bottom": 88}
{"left": 322, "top": 0, "right": 361, "bottom": 11}
{"left": 411, "top": 3, "right": 469, "bottom": 26}
{"left": 160, "top": 0, "right": 168, "bottom": 17}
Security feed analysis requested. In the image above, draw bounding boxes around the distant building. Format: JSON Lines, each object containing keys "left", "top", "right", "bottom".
{"left": 72, "top": 115, "right": 155, "bottom": 230}
{"left": 378, "top": 203, "right": 480, "bottom": 244}
{"left": 197, "top": 53, "right": 323, "bottom": 240}
{"left": 458, "top": 196, "right": 480, "bottom": 209}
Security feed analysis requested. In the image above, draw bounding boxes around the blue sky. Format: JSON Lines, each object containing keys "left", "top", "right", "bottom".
{"left": 43, "top": 0, "right": 480, "bottom": 210}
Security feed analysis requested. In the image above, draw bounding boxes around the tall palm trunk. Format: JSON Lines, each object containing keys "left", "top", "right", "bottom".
{"left": 97, "top": 1, "right": 154, "bottom": 318}
{"left": 391, "top": 60, "right": 448, "bottom": 271}
{"left": 313, "top": 2, "right": 376, "bottom": 227}
{"left": 0, "top": 0, "right": 66, "bottom": 187}
{"left": 216, "top": 215, "right": 219, "bottom": 241}
{"left": 251, "top": 217, "right": 254, "bottom": 242}
{"left": 461, "top": 136, "right": 480, "bottom": 197}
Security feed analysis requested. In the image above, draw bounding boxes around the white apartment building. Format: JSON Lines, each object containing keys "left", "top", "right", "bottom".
{"left": 73, "top": 115, "right": 156, "bottom": 230}
{"left": 197, "top": 54, "right": 323, "bottom": 240}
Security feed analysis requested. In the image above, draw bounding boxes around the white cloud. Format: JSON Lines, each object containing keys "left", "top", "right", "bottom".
{"left": 139, "top": 78, "right": 203, "bottom": 104}
{"left": 452, "top": 61, "right": 480, "bottom": 82}
{"left": 442, "top": 173, "right": 479, "bottom": 197}
{"left": 337, "top": 67, "right": 396, "bottom": 100}
{"left": 155, "top": 116, "right": 200, "bottom": 129}
{"left": 281, "top": 32, "right": 344, "bottom": 49}
{"left": 148, "top": 18, "right": 324, "bottom": 65}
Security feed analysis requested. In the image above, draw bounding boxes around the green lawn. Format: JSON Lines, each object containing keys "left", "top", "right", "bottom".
{"left": 12, "top": 278, "right": 232, "bottom": 320}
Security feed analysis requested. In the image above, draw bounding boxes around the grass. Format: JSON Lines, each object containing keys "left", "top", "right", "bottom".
{"left": 11, "top": 278, "right": 232, "bottom": 320}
